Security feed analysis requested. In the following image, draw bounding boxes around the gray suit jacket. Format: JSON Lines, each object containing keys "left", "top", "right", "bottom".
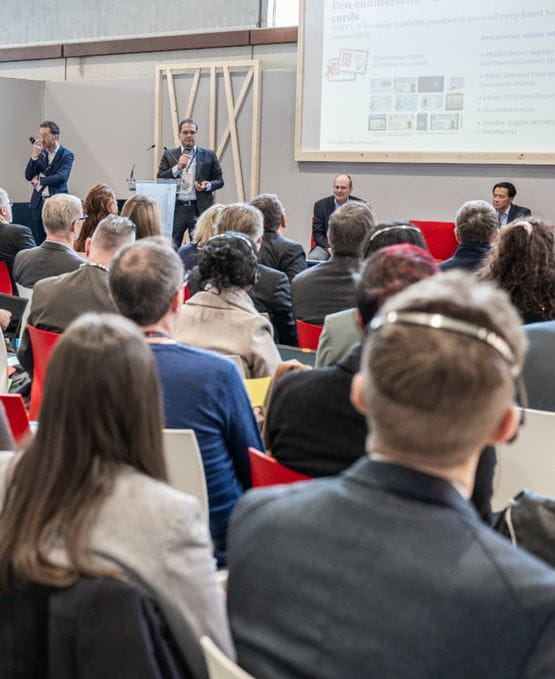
{"left": 291, "top": 255, "right": 359, "bottom": 325}
{"left": 13, "top": 240, "right": 84, "bottom": 289}
{"left": 0, "top": 453, "right": 234, "bottom": 677}
{"left": 315, "top": 307, "right": 362, "bottom": 367}
{"left": 523, "top": 321, "right": 555, "bottom": 412}
{"left": 17, "top": 264, "right": 115, "bottom": 375}
{"left": 228, "top": 458, "right": 555, "bottom": 678}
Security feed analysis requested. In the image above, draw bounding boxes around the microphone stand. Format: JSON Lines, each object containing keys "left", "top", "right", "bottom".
{"left": 127, "top": 144, "right": 155, "bottom": 191}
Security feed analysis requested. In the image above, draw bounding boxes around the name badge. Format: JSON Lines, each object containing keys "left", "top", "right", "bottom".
{"left": 179, "top": 172, "right": 194, "bottom": 194}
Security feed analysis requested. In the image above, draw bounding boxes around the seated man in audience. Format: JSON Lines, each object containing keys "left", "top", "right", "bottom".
{"left": 188, "top": 203, "right": 297, "bottom": 346}
{"left": 109, "top": 237, "right": 263, "bottom": 566}
{"left": 13, "top": 193, "right": 84, "bottom": 288}
{"left": 250, "top": 193, "right": 306, "bottom": 283}
{"left": 17, "top": 215, "right": 135, "bottom": 376}
{"left": 309, "top": 174, "right": 365, "bottom": 260}
{"left": 522, "top": 320, "right": 555, "bottom": 412}
{"left": 292, "top": 202, "right": 373, "bottom": 325}
{"left": 266, "top": 244, "right": 439, "bottom": 478}
{"left": 492, "top": 181, "right": 531, "bottom": 226}
{"left": 440, "top": 200, "right": 498, "bottom": 272}
{"left": 0, "top": 187, "right": 36, "bottom": 288}
{"left": 228, "top": 271, "right": 555, "bottom": 678}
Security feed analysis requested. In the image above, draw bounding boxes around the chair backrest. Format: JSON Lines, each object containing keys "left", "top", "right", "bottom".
{"left": 201, "top": 636, "right": 255, "bottom": 679}
{"left": 296, "top": 319, "right": 323, "bottom": 350}
{"left": 183, "top": 283, "right": 191, "bottom": 301}
{"left": 0, "top": 262, "right": 13, "bottom": 296}
{"left": 16, "top": 284, "right": 33, "bottom": 343}
{"left": 0, "top": 394, "right": 31, "bottom": 444}
{"left": 493, "top": 408, "right": 555, "bottom": 511}
{"left": 248, "top": 447, "right": 312, "bottom": 487}
{"left": 409, "top": 220, "right": 457, "bottom": 261}
{"left": 162, "top": 428, "right": 209, "bottom": 520}
{"left": 27, "top": 324, "right": 62, "bottom": 421}
{"left": 244, "top": 377, "right": 272, "bottom": 408}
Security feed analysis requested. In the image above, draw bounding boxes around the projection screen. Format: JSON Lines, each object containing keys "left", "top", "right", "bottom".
{"left": 295, "top": 0, "right": 555, "bottom": 163}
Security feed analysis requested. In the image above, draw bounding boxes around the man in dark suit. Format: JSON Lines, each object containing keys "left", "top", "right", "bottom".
{"left": 13, "top": 194, "right": 85, "bottom": 289}
{"left": 292, "top": 201, "right": 374, "bottom": 324}
{"left": 309, "top": 174, "right": 365, "bottom": 260}
{"left": 250, "top": 193, "right": 306, "bottom": 283}
{"left": 440, "top": 200, "right": 497, "bottom": 272}
{"left": 0, "top": 187, "right": 36, "bottom": 288}
{"left": 157, "top": 118, "right": 224, "bottom": 247}
{"left": 17, "top": 215, "right": 135, "bottom": 376}
{"left": 228, "top": 271, "right": 555, "bottom": 679}
{"left": 492, "top": 181, "right": 531, "bottom": 226}
{"left": 25, "top": 120, "right": 74, "bottom": 244}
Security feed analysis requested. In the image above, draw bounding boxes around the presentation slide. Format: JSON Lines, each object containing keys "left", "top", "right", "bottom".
{"left": 297, "top": 0, "right": 555, "bottom": 162}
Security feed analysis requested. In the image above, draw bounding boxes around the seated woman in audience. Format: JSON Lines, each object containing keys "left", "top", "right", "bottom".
{"left": 74, "top": 183, "right": 118, "bottom": 252}
{"left": 175, "top": 232, "right": 281, "bottom": 378}
{"left": 0, "top": 313, "right": 233, "bottom": 673}
{"left": 478, "top": 218, "right": 555, "bottom": 324}
{"left": 177, "top": 203, "right": 223, "bottom": 272}
{"left": 120, "top": 194, "right": 162, "bottom": 239}
{"left": 316, "top": 221, "right": 429, "bottom": 367}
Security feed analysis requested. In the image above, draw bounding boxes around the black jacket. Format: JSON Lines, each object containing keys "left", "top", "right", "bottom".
{"left": 258, "top": 231, "right": 306, "bottom": 283}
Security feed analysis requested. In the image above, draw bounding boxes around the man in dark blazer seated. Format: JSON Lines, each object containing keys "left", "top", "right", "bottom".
{"left": 440, "top": 200, "right": 497, "bottom": 273}
{"left": 13, "top": 194, "right": 84, "bottom": 289}
{"left": 157, "top": 118, "right": 224, "bottom": 247}
{"left": 292, "top": 201, "right": 374, "bottom": 325}
{"left": 309, "top": 174, "right": 365, "bottom": 260}
{"left": 492, "top": 181, "right": 531, "bottom": 226}
{"left": 0, "top": 187, "right": 36, "bottom": 288}
{"left": 25, "top": 120, "right": 74, "bottom": 245}
{"left": 250, "top": 193, "right": 306, "bottom": 283}
{"left": 227, "top": 271, "right": 555, "bottom": 679}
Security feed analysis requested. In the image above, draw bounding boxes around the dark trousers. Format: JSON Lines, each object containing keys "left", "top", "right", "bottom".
{"left": 30, "top": 207, "right": 46, "bottom": 245}
{"left": 172, "top": 201, "right": 199, "bottom": 248}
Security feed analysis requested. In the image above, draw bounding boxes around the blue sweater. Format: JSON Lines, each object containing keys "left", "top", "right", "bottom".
{"left": 151, "top": 342, "right": 262, "bottom": 564}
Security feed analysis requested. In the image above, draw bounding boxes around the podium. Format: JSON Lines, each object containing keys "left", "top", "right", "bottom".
{"left": 132, "top": 179, "right": 177, "bottom": 241}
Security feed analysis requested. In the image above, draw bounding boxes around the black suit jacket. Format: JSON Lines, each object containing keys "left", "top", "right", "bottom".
{"left": 13, "top": 240, "right": 84, "bottom": 289}
{"left": 0, "top": 222, "right": 36, "bottom": 286}
{"left": 312, "top": 195, "right": 364, "bottom": 250}
{"left": 187, "top": 263, "right": 297, "bottom": 346}
{"left": 25, "top": 146, "right": 74, "bottom": 210}
{"left": 157, "top": 146, "right": 224, "bottom": 214}
{"left": 258, "top": 231, "right": 306, "bottom": 283}
{"left": 291, "top": 255, "right": 359, "bottom": 325}
{"left": 439, "top": 243, "right": 490, "bottom": 273}
{"left": 507, "top": 203, "right": 531, "bottom": 222}
{"left": 229, "top": 458, "right": 555, "bottom": 679}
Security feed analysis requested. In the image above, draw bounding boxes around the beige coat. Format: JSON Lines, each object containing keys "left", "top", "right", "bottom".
{"left": 175, "top": 287, "right": 281, "bottom": 378}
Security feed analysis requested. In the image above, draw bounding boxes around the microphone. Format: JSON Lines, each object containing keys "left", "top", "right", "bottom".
{"left": 127, "top": 144, "right": 155, "bottom": 189}
{"left": 29, "top": 136, "right": 36, "bottom": 144}
{"left": 163, "top": 145, "right": 185, "bottom": 167}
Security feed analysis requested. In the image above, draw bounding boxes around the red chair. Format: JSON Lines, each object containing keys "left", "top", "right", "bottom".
{"left": 0, "top": 394, "right": 31, "bottom": 444}
{"left": 248, "top": 447, "right": 312, "bottom": 487}
{"left": 296, "top": 319, "right": 323, "bottom": 350}
{"left": 27, "top": 325, "right": 62, "bottom": 420}
{"left": 183, "top": 283, "right": 191, "bottom": 302}
{"left": 409, "top": 220, "right": 457, "bottom": 262}
{"left": 0, "top": 261, "right": 13, "bottom": 295}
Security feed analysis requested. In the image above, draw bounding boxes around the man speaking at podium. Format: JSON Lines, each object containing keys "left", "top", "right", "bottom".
{"left": 157, "top": 118, "right": 224, "bottom": 247}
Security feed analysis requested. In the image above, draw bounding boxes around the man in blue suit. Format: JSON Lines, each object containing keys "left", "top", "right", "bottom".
{"left": 228, "top": 271, "right": 555, "bottom": 679}
{"left": 25, "top": 120, "right": 74, "bottom": 244}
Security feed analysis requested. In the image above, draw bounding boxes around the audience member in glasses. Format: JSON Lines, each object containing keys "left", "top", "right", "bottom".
{"left": 74, "top": 183, "right": 118, "bottom": 252}
{"left": 440, "top": 200, "right": 498, "bottom": 273}
{"left": 478, "top": 218, "right": 555, "bottom": 324}
{"left": 0, "top": 314, "right": 234, "bottom": 676}
{"left": 13, "top": 194, "right": 85, "bottom": 289}
{"left": 17, "top": 215, "right": 135, "bottom": 377}
{"left": 176, "top": 232, "right": 281, "bottom": 378}
{"left": 177, "top": 203, "right": 222, "bottom": 272}
{"left": 228, "top": 271, "right": 555, "bottom": 679}
{"left": 120, "top": 194, "right": 162, "bottom": 240}
{"left": 292, "top": 202, "right": 374, "bottom": 325}
{"left": 250, "top": 193, "right": 306, "bottom": 283}
{"left": 109, "top": 237, "right": 262, "bottom": 565}
{"left": 315, "top": 221, "right": 426, "bottom": 367}
{"left": 266, "top": 244, "right": 438, "bottom": 478}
